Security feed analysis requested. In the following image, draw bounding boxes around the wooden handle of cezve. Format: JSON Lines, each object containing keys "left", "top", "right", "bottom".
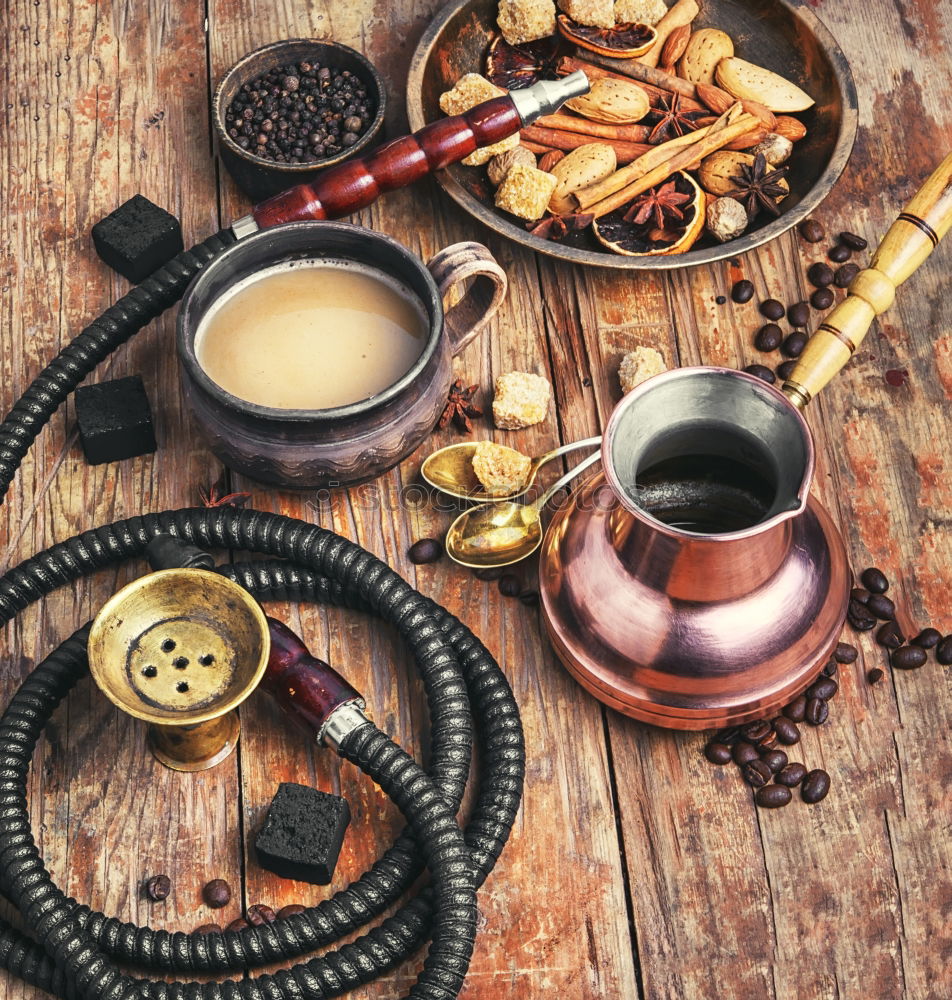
{"left": 783, "top": 151, "right": 952, "bottom": 409}
{"left": 251, "top": 97, "right": 521, "bottom": 229}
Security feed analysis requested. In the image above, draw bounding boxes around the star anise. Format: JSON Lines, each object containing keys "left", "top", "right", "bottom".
{"left": 438, "top": 379, "right": 482, "bottom": 433}
{"left": 622, "top": 180, "right": 691, "bottom": 230}
{"left": 727, "top": 152, "right": 790, "bottom": 218}
{"left": 527, "top": 211, "right": 594, "bottom": 241}
{"left": 644, "top": 93, "right": 709, "bottom": 145}
{"left": 200, "top": 480, "right": 252, "bottom": 508}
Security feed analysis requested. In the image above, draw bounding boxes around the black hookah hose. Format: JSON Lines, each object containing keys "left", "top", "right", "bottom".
{"left": 0, "top": 508, "right": 525, "bottom": 998}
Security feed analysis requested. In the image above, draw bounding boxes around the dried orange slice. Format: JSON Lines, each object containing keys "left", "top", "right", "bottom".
{"left": 485, "top": 33, "right": 565, "bottom": 91}
{"left": 594, "top": 171, "right": 706, "bottom": 256}
{"left": 556, "top": 15, "right": 657, "bottom": 59}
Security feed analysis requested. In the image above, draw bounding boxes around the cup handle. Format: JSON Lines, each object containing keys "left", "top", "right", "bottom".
{"left": 426, "top": 242, "right": 508, "bottom": 356}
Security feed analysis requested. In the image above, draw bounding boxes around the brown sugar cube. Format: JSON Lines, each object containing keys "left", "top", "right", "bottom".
{"left": 492, "top": 371, "right": 552, "bottom": 429}
{"left": 497, "top": 0, "right": 557, "bottom": 45}
{"left": 618, "top": 346, "right": 667, "bottom": 394}
{"left": 472, "top": 441, "right": 533, "bottom": 496}
{"left": 439, "top": 73, "right": 520, "bottom": 166}
{"left": 494, "top": 165, "right": 558, "bottom": 221}
{"left": 560, "top": 0, "right": 615, "bottom": 28}
{"left": 614, "top": 0, "right": 668, "bottom": 25}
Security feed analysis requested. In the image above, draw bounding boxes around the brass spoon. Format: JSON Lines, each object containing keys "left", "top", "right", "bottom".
{"left": 445, "top": 451, "right": 603, "bottom": 569}
{"left": 422, "top": 436, "right": 602, "bottom": 502}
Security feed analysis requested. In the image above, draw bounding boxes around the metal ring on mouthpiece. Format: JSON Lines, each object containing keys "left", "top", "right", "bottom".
{"left": 509, "top": 70, "right": 590, "bottom": 124}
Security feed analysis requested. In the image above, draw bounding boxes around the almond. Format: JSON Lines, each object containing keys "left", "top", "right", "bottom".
{"left": 660, "top": 25, "right": 692, "bottom": 70}
{"left": 774, "top": 115, "right": 808, "bottom": 142}
{"left": 566, "top": 77, "right": 651, "bottom": 125}
{"left": 679, "top": 28, "right": 734, "bottom": 86}
{"left": 538, "top": 149, "right": 566, "bottom": 172}
{"left": 715, "top": 57, "right": 815, "bottom": 113}
{"left": 698, "top": 150, "right": 755, "bottom": 197}
{"left": 548, "top": 143, "right": 617, "bottom": 214}
{"left": 695, "top": 82, "right": 733, "bottom": 115}
{"left": 723, "top": 127, "right": 769, "bottom": 151}
{"left": 740, "top": 100, "right": 777, "bottom": 131}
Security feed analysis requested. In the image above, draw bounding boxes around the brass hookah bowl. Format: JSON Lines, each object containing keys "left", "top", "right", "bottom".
{"left": 541, "top": 152, "right": 952, "bottom": 730}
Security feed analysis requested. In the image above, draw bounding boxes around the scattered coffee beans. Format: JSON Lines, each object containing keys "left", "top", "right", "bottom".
{"left": 806, "top": 677, "right": 838, "bottom": 701}
{"left": 519, "top": 589, "right": 540, "bottom": 606}
{"left": 776, "top": 762, "right": 807, "bottom": 787}
{"left": 145, "top": 875, "right": 171, "bottom": 901}
{"left": 776, "top": 360, "right": 797, "bottom": 380}
{"left": 224, "top": 62, "right": 376, "bottom": 164}
{"left": 801, "top": 768, "right": 831, "bottom": 803}
{"left": 861, "top": 567, "right": 889, "bottom": 593}
{"left": 743, "top": 759, "right": 773, "bottom": 787}
{"left": 890, "top": 645, "right": 927, "bottom": 670}
{"left": 715, "top": 726, "right": 741, "bottom": 744}
{"left": 936, "top": 635, "right": 952, "bottom": 665}
{"left": 798, "top": 219, "right": 825, "bottom": 243}
{"left": 498, "top": 573, "right": 522, "bottom": 598}
{"left": 760, "top": 749, "right": 788, "bottom": 773}
{"left": 732, "top": 741, "right": 760, "bottom": 766}
{"left": 756, "top": 784, "right": 792, "bottom": 808}
{"left": 731, "top": 279, "right": 755, "bottom": 304}
{"left": 760, "top": 298, "right": 785, "bottom": 321}
{"left": 203, "top": 878, "right": 231, "bottom": 909}
{"left": 839, "top": 231, "right": 868, "bottom": 251}
{"left": 742, "top": 720, "right": 771, "bottom": 742}
{"left": 743, "top": 363, "right": 776, "bottom": 384}
{"left": 867, "top": 667, "right": 884, "bottom": 684}
{"left": 473, "top": 566, "right": 503, "bottom": 581}
{"left": 847, "top": 599, "right": 876, "bottom": 631}
{"left": 716, "top": 294, "right": 727, "bottom": 305}
{"left": 810, "top": 287, "right": 834, "bottom": 310}
{"left": 246, "top": 904, "right": 277, "bottom": 926}
{"left": 911, "top": 627, "right": 941, "bottom": 649}
{"left": 866, "top": 593, "right": 896, "bottom": 620}
{"left": 705, "top": 742, "right": 733, "bottom": 764}
{"left": 834, "top": 641, "right": 858, "bottom": 663}
{"left": 876, "top": 620, "right": 904, "bottom": 650}
{"left": 804, "top": 697, "right": 828, "bottom": 726}
{"left": 828, "top": 244, "right": 851, "bottom": 263}
{"left": 823, "top": 659, "right": 838, "bottom": 677}
{"left": 408, "top": 538, "right": 442, "bottom": 564}
{"left": 277, "top": 904, "right": 307, "bottom": 919}
{"left": 754, "top": 323, "right": 784, "bottom": 352}
{"left": 781, "top": 332, "right": 808, "bottom": 358}
{"left": 757, "top": 728, "right": 778, "bottom": 750}
{"left": 851, "top": 587, "right": 872, "bottom": 604}
{"left": 787, "top": 301, "right": 810, "bottom": 327}
{"left": 226, "top": 918, "right": 249, "bottom": 932}
{"left": 783, "top": 695, "right": 807, "bottom": 723}
{"left": 807, "top": 261, "right": 834, "bottom": 287}
{"left": 834, "top": 262, "right": 860, "bottom": 288}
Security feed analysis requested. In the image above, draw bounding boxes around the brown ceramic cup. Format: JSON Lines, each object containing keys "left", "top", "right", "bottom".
{"left": 176, "top": 221, "right": 507, "bottom": 489}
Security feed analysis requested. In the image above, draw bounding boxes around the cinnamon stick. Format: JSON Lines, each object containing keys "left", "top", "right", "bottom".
{"left": 580, "top": 50, "right": 699, "bottom": 101}
{"left": 558, "top": 55, "right": 704, "bottom": 112}
{"left": 521, "top": 139, "right": 557, "bottom": 156}
{"left": 639, "top": 0, "right": 699, "bottom": 69}
{"left": 534, "top": 112, "right": 651, "bottom": 144}
{"left": 520, "top": 126, "right": 651, "bottom": 164}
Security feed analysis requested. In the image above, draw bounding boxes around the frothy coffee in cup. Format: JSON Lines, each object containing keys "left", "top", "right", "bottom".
{"left": 194, "top": 259, "right": 429, "bottom": 410}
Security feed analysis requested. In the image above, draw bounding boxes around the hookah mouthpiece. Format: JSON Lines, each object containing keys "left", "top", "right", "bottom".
{"left": 509, "top": 70, "right": 591, "bottom": 124}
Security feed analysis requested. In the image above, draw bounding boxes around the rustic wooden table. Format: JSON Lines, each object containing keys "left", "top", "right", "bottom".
{"left": 2, "top": 1, "right": 951, "bottom": 998}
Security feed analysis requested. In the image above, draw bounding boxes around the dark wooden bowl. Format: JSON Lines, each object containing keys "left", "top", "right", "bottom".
{"left": 407, "top": 0, "right": 857, "bottom": 270}
{"left": 213, "top": 39, "right": 387, "bottom": 202}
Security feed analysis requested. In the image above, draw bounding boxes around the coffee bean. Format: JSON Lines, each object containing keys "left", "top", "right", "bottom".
{"left": 804, "top": 697, "right": 828, "bottom": 725}
{"left": 732, "top": 741, "right": 760, "bottom": 766}
{"left": 754, "top": 323, "right": 784, "bottom": 352}
{"left": 798, "top": 219, "right": 825, "bottom": 243}
{"left": 828, "top": 243, "right": 851, "bottom": 263}
{"left": 860, "top": 567, "right": 889, "bottom": 593}
{"left": 203, "top": 879, "right": 231, "bottom": 909}
{"left": 473, "top": 566, "right": 503, "bottom": 581}
{"left": 225, "top": 918, "right": 249, "bottom": 932}
{"left": 743, "top": 363, "right": 776, "bottom": 384}
{"left": 823, "top": 659, "right": 838, "bottom": 677}
{"left": 775, "top": 762, "right": 807, "bottom": 787}
{"left": 743, "top": 759, "right": 773, "bottom": 787}
{"left": 731, "top": 279, "right": 755, "bottom": 304}
{"left": 810, "top": 287, "right": 835, "bottom": 310}
{"left": 408, "top": 538, "right": 442, "bottom": 564}
{"left": 807, "top": 676, "right": 838, "bottom": 701}
{"left": 911, "top": 627, "right": 941, "bottom": 649}
{"left": 935, "top": 635, "right": 952, "bottom": 665}
{"left": 876, "top": 620, "right": 905, "bottom": 650}
{"left": 195, "top": 923, "right": 222, "bottom": 935}
{"left": 851, "top": 587, "right": 872, "bottom": 604}
{"left": 781, "top": 332, "right": 808, "bottom": 358}
{"left": 834, "top": 262, "right": 860, "bottom": 288}
{"left": 277, "top": 904, "right": 306, "bottom": 919}
{"left": 807, "top": 261, "right": 834, "bottom": 287}
{"left": 716, "top": 294, "right": 727, "bottom": 305}
{"left": 705, "top": 741, "right": 733, "bottom": 764}
{"left": 866, "top": 667, "right": 884, "bottom": 684}
{"left": 519, "top": 589, "right": 539, "bottom": 606}
{"left": 891, "top": 645, "right": 927, "bottom": 670}
{"left": 801, "top": 768, "right": 831, "bottom": 803}
{"left": 783, "top": 695, "right": 807, "bottom": 723}
{"left": 839, "top": 231, "right": 868, "bottom": 251}
{"left": 866, "top": 593, "right": 896, "bottom": 620}
{"left": 498, "top": 574, "right": 521, "bottom": 598}
{"left": 772, "top": 716, "right": 801, "bottom": 744}
{"left": 834, "top": 641, "right": 858, "bottom": 663}
{"left": 755, "top": 784, "right": 792, "bottom": 808}
{"left": 246, "top": 904, "right": 277, "bottom": 926}
{"left": 760, "top": 749, "right": 788, "bottom": 773}
{"left": 787, "top": 301, "right": 810, "bottom": 327}
{"left": 741, "top": 720, "right": 771, "bottom": 742}
{"left": 847, "top": 599, "right": 876, "bottom": 631}
{"left": 760, "top": 298, "right": 785, "bottom": 321}
{"left": 145, "top": 875, "right": 171, "bottom": 901}
{"left": 714, "top": 726, "right": 741, "bottom": 744}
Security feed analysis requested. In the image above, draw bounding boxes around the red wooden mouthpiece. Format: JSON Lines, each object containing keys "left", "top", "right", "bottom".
{"left": 261, "top": 617, "right": 363, "bottom": 734}
{"left": 251, "top": 96, "right": 520, "bottom": 229}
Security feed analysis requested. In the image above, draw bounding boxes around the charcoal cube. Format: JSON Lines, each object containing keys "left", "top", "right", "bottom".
{"left": 91, "top": 194, "right": 183, "bottom": 283}
{"left": 75, "top": 375, "right": 157, "bottom": 465}
{"left": 255, "top": 783, "right": 351, "bottom": 885}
